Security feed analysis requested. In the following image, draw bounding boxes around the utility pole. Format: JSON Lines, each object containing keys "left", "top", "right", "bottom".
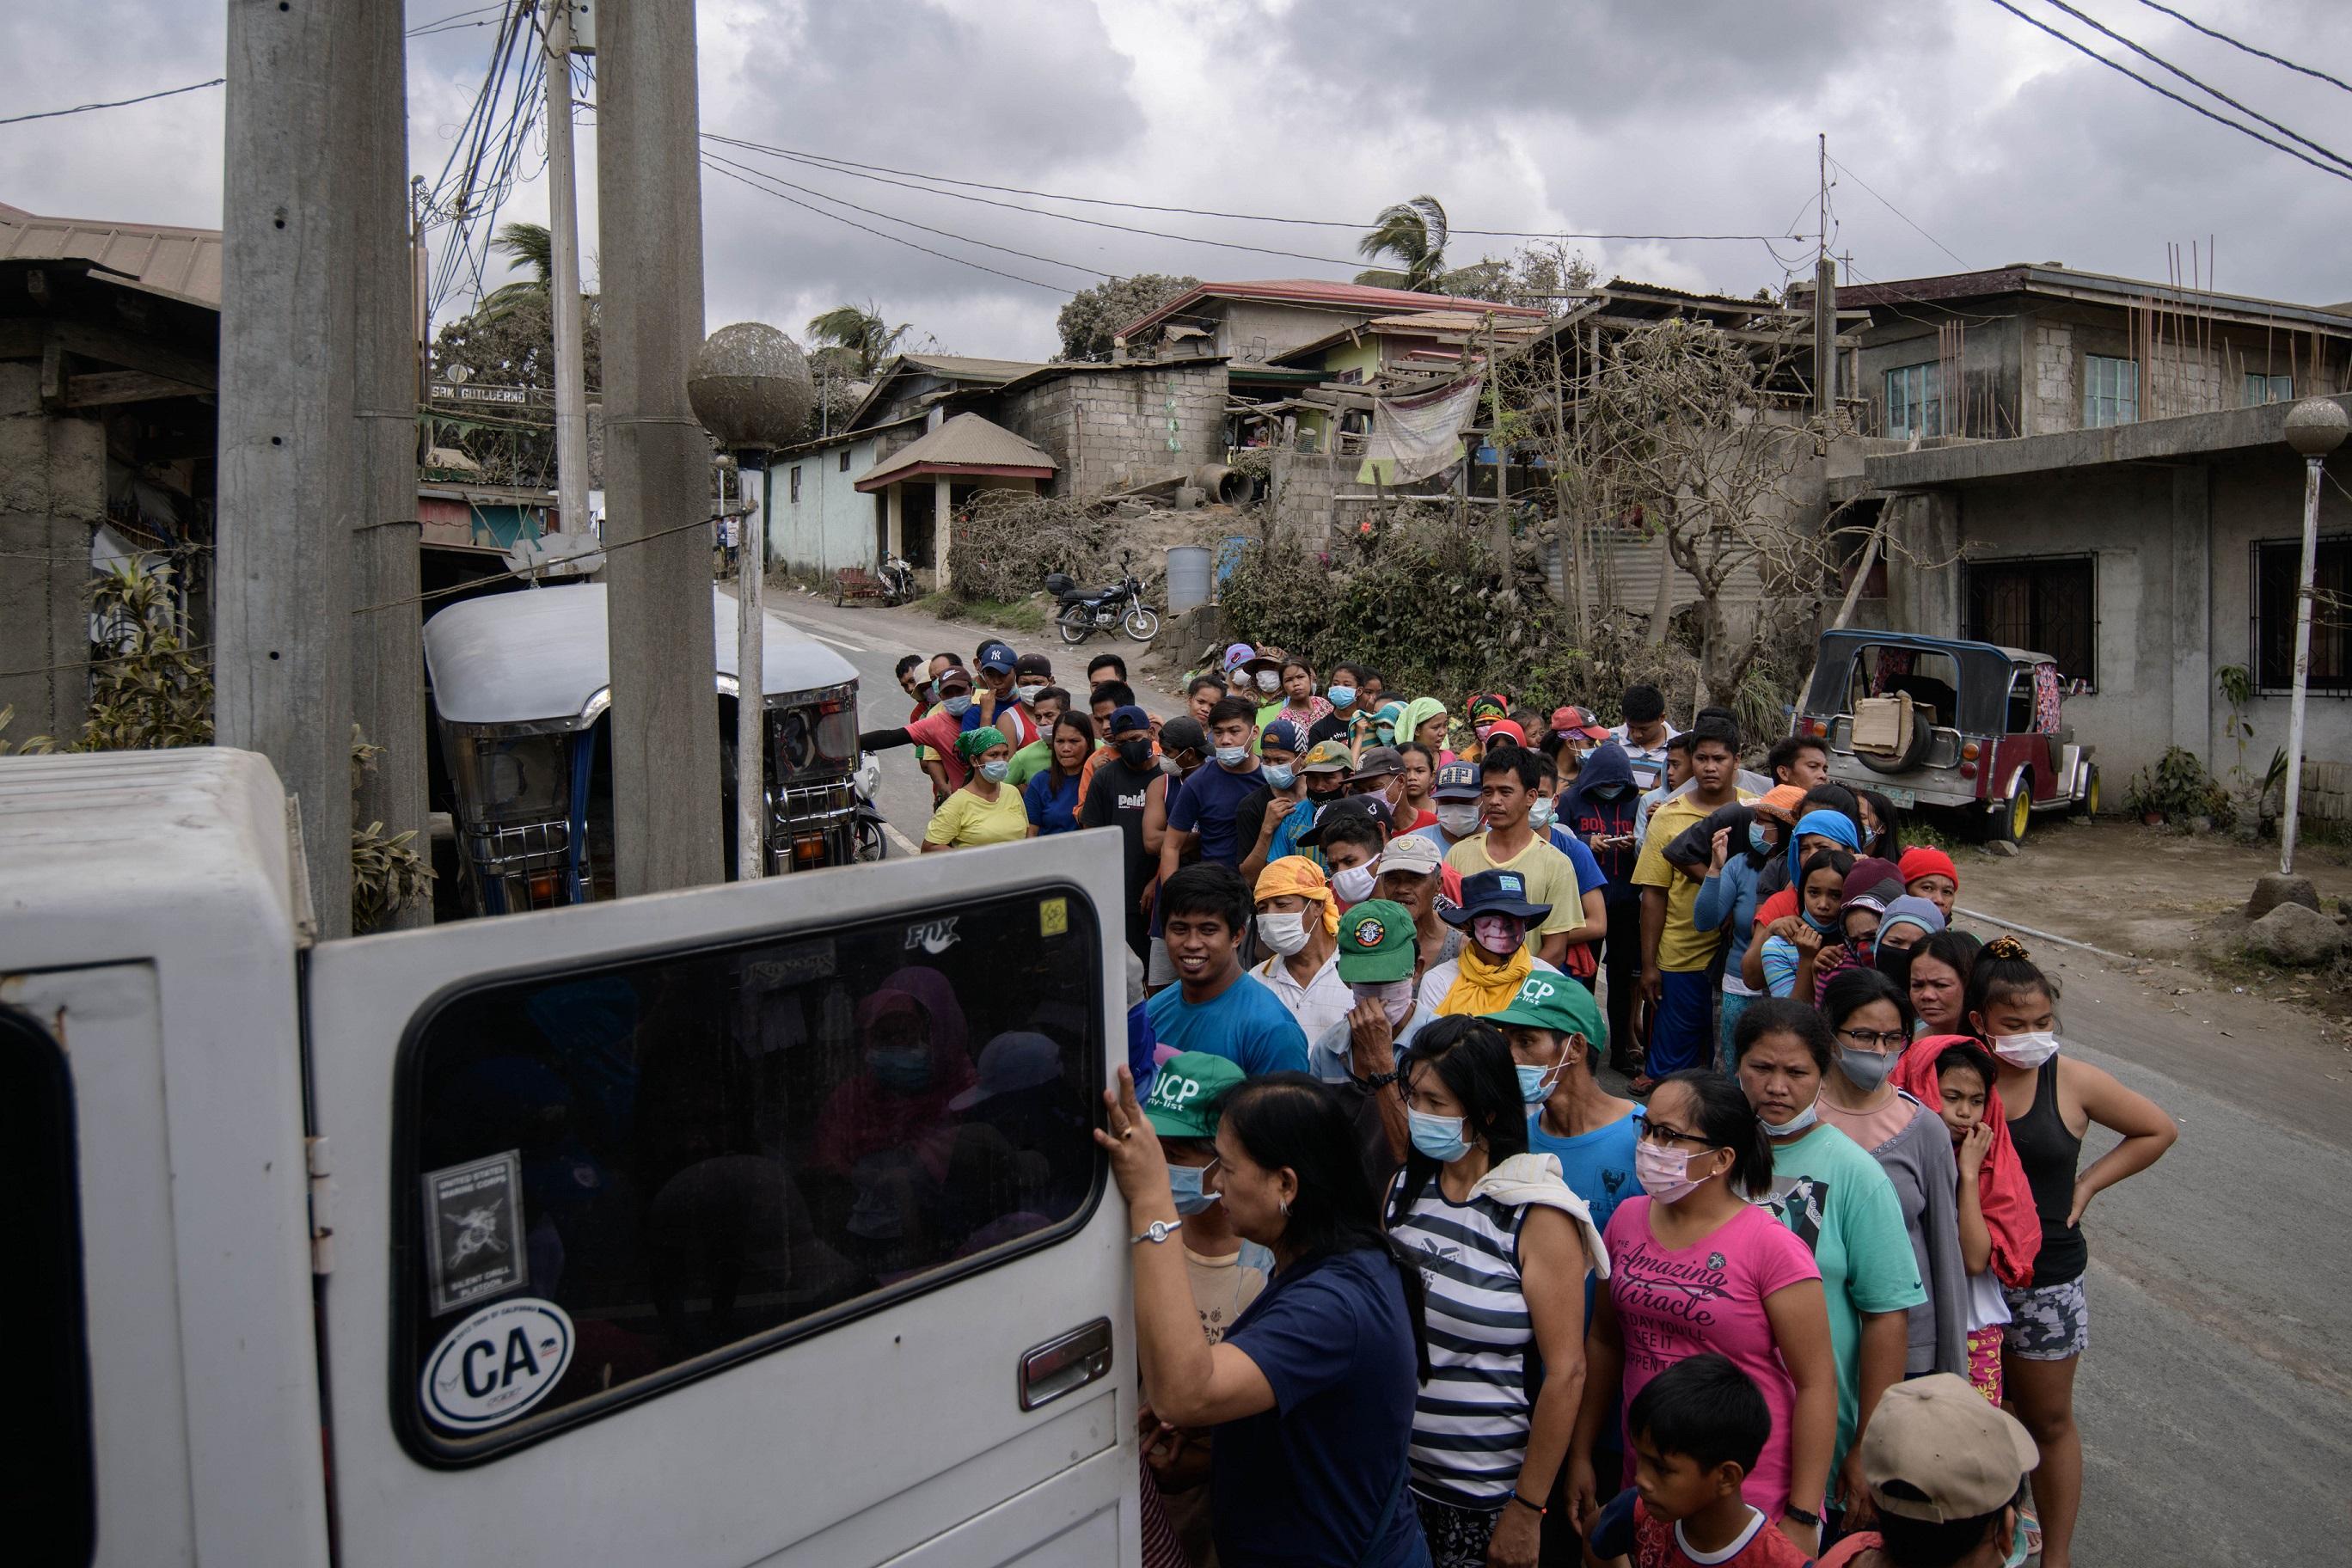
{"left": 2281, "top": 399, "right": 2349, "bottom": 874}
{"left": 597, "top": 0, "right": 722, "bottom": 896}
{"left": 219, "top": 0, "right": 365, "bottom": 934}
{"left": 351, "top": 0, "right": 428, "bottom": 928}
{"left": 542, "top": 0, "right": 591, "bottom": 544}
{"left": 1815, "top": 132, "right": 1837, "bottom": 424}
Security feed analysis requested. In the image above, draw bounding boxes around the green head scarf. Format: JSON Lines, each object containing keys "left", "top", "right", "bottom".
{"left": 955, "top": 726, "right": 1009, "bottom": 763}
{"left": 1400, "top": 696, "right": 1449, "bottom": 750}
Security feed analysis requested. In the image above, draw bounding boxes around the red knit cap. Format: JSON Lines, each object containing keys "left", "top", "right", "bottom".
{"left": 1900, "top": 845, "right": 1959, "bottom": 887}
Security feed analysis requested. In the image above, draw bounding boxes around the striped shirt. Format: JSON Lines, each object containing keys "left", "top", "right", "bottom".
{"left": 1387, "top": 1173, "right": 1535, "bottom": 1509}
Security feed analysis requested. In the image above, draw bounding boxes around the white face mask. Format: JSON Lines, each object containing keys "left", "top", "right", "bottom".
{"left": 1255, "top": 910, "right": 1311, "bottom": 957}
{"left": 1014, "top": 683, "right": 1045, "bottom": 703}
{"left": 1991, "top": 1030, "right": 2061, "bottom": 1069}
{"left": 1255, "top": 671, "right": 1281, "bottom": 694}
{"left": 1764, "top": 1097, "right": 1820, "bottom": 1138}
{"left": 1332, "top": 863, "right": 1378, "bottom": 903}
{"left": 1436, "top": 804, "right": 1483, "bottom": 838}
{"left": 1352, "top": 979, "right": 1415, "bottom": 1026}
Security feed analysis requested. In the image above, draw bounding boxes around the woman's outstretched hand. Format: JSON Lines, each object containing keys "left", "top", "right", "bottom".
{"left": 1094, "top": 1065, "right": 1172, "bottom": 1206}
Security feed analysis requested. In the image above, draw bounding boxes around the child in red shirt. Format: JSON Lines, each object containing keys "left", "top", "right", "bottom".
{"left": 1584, "top": 1353, "right": 1814, "bottom": 1568}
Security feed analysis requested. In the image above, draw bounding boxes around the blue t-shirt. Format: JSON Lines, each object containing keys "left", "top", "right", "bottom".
{"left": 1022, "top": 768, "right": 1082, "bottom": 835}
{"left": 1547, "top": 826, "right": 1609, "bottom": 896}
{"left": 1528, "top": 1109, "right": 1641, "bottom": 1327}
{"left": 1169, "top": 760, "right": 1265, "bottom": 867}
{"left": 1216, "top": 1249, "right": 1430, "bottom": 1568}
{"left": 1145, "top": 971, "right": 1310, "bottom": 1078}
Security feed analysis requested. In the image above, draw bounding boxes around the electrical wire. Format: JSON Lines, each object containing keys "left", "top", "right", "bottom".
{"left": 2036, "top": 0, "right": 2352, "bottom": 172}
{"left": 1981, "top": 0, "right": 2352, "bottom": 182}
{"left": 0, "top": 78, "right": 223, "bottom": 127}
{"left": 409, "top": 3, "right": 508, "bottom": 36}
{"left": 1826, "top": 156, "right": 1970, "bottom": 270}
{"left": 2132, "top": 0, "right": 2352, "bottom": 95}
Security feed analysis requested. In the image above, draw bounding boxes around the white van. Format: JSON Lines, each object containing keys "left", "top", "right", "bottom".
{"left": 3, "top": 747, "right": 1138, "bottom": 1567}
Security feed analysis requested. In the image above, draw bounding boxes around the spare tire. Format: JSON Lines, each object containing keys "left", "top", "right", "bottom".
{"left": 1854, "top": 715, "right": 1934, "bottom": 775}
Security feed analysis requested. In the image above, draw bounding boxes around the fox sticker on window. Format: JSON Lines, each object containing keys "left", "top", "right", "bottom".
{"left": 904, "top": 916, "right": 960, "bottom": 955}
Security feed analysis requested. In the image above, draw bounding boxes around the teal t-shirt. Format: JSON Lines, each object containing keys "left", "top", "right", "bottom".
{"left": 1750, "top": 1123, "right": 1927, "bottom": 1473}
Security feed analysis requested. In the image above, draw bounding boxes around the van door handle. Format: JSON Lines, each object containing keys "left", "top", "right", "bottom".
{"left": 1019, "top": 1318, "right": 1114, "bottom": 1412}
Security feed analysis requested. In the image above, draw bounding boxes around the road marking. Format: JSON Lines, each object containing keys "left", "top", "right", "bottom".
{"left": 782, "top": 621, "right": 869, "bottom": 654}
{"left": 884, "top": 821, "right": 922, "bottom": 856}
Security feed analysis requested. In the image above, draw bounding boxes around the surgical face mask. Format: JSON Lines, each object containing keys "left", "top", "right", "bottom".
{"left": 1528, "top": 799, "right": 1556, "bottom": 831}
{"left": 1473, "top": 722, "right": 1495, "bottom": 741}
{"left": 1801, "top": 907, "right": 1838, "bottom": 934}
{"left": 1256, "top": 910, "right": 1311, "bottom": 957}
{"left": 1014, "top": 683, "right": 1046, "bottom": 703}
{"left": 1214, "top": 744, "right": 1250, "bottom": 769}
{"left": 1838, "top": 1046, "right": 1897, "bottom": 1093}
{"left": 977, "top": 759, "right": 1009, "bottom": 783}
{"left": 1471, "top": 915, "right": 1523, "bottom": 958}
{"left": 1437, "top": 803, "right": 1483, "bottom": 838}
{"left": 1516, "top": 1061, "right": 1560, "bottom": 1105}
{"left": 1255, "top": 671, "right": 1281, "bottom": 694}
{"left": 1407, "top": 1109, "right": 1472, "bottom": 1163}
{"left": 1117, "top": 738, "right": 1153, "bottom": 769}
{"left": 1353, "top": 979, "right": 1415, "bottom": 1026}
{"left": 1763, "top": 1097, "right": 1819, "bottom": 1138}
{"left": 1991, "top": 1030, "right": 2061, "bottom": 1069}
{"left": 1262, "top": 763, "right": 1296, "bottom": 790}
{"left": 1634, "top": 1139, "right": 1709, "bottom": 1204}
{"left": 940, "top": 694, "right": 973, "bottom": 718}
{"left": 866, "top": 1044, "right": 931, "bottom": 1093}
{"left": 1332, "top": 863, "right": 1378, "bottom": 903}
{"left": 1748, "top": 822, "right": 1774, "bottom": 855}
{"left": 1327, "top": 684, "right": 1357, "bottom": 709}
{"left": 1167, "top": 1163, "right": 1220, "bottom": 1216}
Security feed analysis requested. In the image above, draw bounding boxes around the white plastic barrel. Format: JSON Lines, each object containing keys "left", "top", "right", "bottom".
{"left": 1166, "top": 545, "right": 1212, "bottom": 612}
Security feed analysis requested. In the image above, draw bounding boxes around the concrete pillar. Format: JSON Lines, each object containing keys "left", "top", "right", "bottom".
{"left": 1884, "top": 490, "right": 1963, "bottom": 637}
{"left": 0, "top": 362, "right": 102, "bottom": 742}
{"left": 2170, "top": 465, "right": 2213, "bottom": 757}
{"left": 934, "top": 475, "right": 952, "bottom": 591}
{"left": 885, "top": 483, "right": 903, "bottom": 558}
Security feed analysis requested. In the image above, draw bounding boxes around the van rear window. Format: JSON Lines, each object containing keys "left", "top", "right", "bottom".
{"left": 395, "top": 885, "right": 1106, "bottom": 1461}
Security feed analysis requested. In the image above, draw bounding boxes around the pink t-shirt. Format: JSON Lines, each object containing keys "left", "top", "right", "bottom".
{"left": 1602, "top": 1197, "right": 1822, "bottom": 1518}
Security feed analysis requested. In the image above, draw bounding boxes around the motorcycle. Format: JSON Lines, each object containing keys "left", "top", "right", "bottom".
{"left": 1045, "top": 552, "right": 1159, "bottom": 646}
{"left": 851, "top": 750, "right": 890, "bottom": 861}
{"left": 877, "top": 554, "right": 916, "bottom": 605}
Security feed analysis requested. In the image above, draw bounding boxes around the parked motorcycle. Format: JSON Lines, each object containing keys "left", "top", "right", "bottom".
{"left": 1045, "top": 552, "right": 1159, "bottom": 646}
{"left": 851, "top": 750, "right": 890, "bottom": 861}
{"left": 877, "top": 554, "right": 916, "bottom": 605}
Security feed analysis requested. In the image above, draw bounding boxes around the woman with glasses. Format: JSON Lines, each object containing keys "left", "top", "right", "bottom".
{"left": 1731, "top": 997, "right": 1929, "bottom": 1534}
{"left": 1816, "top": 970, "right": 1970, "bottom": 1395}
{"left": 1566, "top": 1071, "right": 1837, "bottom": 1558}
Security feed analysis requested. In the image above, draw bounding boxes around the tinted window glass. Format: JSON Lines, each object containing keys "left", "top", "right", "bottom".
{"left": 398, "top": 885, "right": 1105, "bottom": 1460}
{"left": 0, "top": 1007, "right": 95, "bottom": 1565}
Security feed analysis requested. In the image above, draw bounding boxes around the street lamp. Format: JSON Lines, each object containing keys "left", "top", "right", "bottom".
{"left": 689, "top": 323, "right": 813, "bottom": 880}
{"left": 2278, "top": 396, "right": 2348, "bottom": 875}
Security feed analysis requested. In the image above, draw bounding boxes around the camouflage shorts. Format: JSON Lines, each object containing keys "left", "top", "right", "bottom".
{"left": 2001, "top": 1276, "right": 2088, "bottom": 1361}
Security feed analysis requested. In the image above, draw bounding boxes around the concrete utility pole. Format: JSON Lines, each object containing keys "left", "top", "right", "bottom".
{"left": 542, "top": 0, "right": 592, "bottom": 546}
{"left": 2279, "top": 397, "right": 2349, "bottom": 875}
{"left": 219, "top": 0, "right": 366, "bottom": 934}
{"left": 1814, "top": 134, "right": 1837, "bottom": 422}
{"left": 597, "top": 0, "right": 722, "bottom": 896}
{"left": 351, "top": 0, "right": 428, "bottom": 928}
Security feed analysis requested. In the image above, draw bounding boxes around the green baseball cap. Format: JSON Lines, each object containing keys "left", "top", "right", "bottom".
{"left": 1481, "top": 971, "right": 1608, "bottom": 1050}
{"left": 1336, "top": 898, "right": 1416, "bottom": 983}
{"left": 1142, "top": 1050, "right": 1246, "bottom": 1139}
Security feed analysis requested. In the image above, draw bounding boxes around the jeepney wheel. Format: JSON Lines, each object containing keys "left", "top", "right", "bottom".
{"left": 2073, "top": 763, "right": 2100, "bottom": 818}
{"left": 1057, "top": 603, "right": 1093, "bottom": 646}
{"left": 1995, "top": 784, "right": 2031, "bottom": 843}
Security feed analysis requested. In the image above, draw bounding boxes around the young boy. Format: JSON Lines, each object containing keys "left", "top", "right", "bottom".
{"left": 1585, "top": 1353, "right": 1810, "bottom": 1568}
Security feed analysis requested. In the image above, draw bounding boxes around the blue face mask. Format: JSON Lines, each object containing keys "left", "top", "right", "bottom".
{"left": 1801, "top": 909, "right": 1838, "bottom": 934}
{"left": 1263, "top": 763, "right": 1296, "bottom": 790}
{"left": 1516, "top": 1062, "right": 1559, "bottom": 1105}
{"left": 1167, "top": 1163, "right": 1220, "bottom": 1216}
{"left": 979, "top": 759, "right": 1010, "bottom": 783}
{"left": 941, "top": 694, "right": 973, "bottom": 718}
{"left": 1748, "top": 823, "right": 1774, "bottom": 856}
{"left": 1407, "top": 1109, "right": 1472, "bottom": 1162}
{"left": 1327, "top": 684, "right": 1357, "bottom": 709}
{"left": 867, "top": 1044, "right": 931, "bottom": 1093}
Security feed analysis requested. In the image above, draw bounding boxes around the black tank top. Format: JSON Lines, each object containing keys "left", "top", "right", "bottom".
{"left": 2006, "top": 1054, "right": 2087, "bottom": 1288}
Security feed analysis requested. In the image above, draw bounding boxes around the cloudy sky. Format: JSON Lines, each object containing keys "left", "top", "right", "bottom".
{"left": 7, "top": 0, "right": 2350, "bottom": 360}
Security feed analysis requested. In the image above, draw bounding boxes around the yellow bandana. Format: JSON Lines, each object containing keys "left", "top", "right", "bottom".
{"left": 1440, "top": 937, "right": 1534, "bottom": 1018}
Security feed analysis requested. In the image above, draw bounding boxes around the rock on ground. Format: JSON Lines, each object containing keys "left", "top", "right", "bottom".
{"left": 2246, "top": 873, "right": 2322, "bottom": 919}
{"left": 2245, "top": 902, "right": 2344, "bottom": 966}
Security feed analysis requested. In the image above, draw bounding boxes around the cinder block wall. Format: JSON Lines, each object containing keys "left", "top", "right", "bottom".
{"left": 1001, "top": 362, "right": 1228, "bottom": 497}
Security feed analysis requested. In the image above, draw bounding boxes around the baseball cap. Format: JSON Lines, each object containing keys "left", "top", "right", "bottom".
{"left": 1481, "top": 971, "right": 1607, "bottom": 1049}
{"left": 1142, "top": 1050, "right": 1247, "bottom": 1140}
{"left": 1262, "top": 717, "right": 1310, "bottom": 755}
{"left": 1860, "top": 1373, "right": 2038, "bottom": 1522}
{"left": 977, "top": 640, "right": 1017, "bottom": 675}
{"left": 1375, "top": 835, "right": 1443, "bottom": 878}
{"left": 1159, "top": 715, "right": 1207, "bottom": 756}
{"left": 934, "top": 665, "right": 974, "bottom": 693}
{"left": 948, "top": 1032, "right": 1064, "bottom": 1112}
{"left": 1299, "top": 738, "right": 1354, "bottom": 775}
{"left": 1352, "top": 744, "right": 1404, "bottom": 779}
{"left": 1335, "top": 899, "right": 1416, "bottom": 983}
{"left": 1551, "top": 705, "right": 1611, "bottom": 742}
{"left": 1106, "top": 703, "right": 1152, "bottom": 737}
{"left": 1442, "top": 868, "right": 1552, "bottom": 927}
{"left": 1302, "top": 794, "right": 1393, "bottom": 845}
{"left": 1014, "top": 652, "right": 1055, "bottom": 678}
{"left": 1484, "top": 719, "right": 1528, "bottom": 749}
{"left": 1431, "top": 762, "right": 1483, "bottom": 801}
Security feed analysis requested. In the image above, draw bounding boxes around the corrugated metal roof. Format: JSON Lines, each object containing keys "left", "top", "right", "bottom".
{"left": 1117, "top": 279, "right": 1545, "bottom": 340}
{"left": 854, "top": 412, "right": 1057, "bottom": 491}
{"left": 0, "top": 199, "right": 221, "bottom": 308}
{"left": 892, "top": 352, "right": 1048, "bottom": 381}
{"left": 1798, "top": 264, "right": 2352, "bottom": 335}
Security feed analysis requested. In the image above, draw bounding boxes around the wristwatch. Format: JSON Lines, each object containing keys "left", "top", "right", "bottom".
{"left": 1357, "top": 1069, "right": 1399, "bottom": 1090}
{"left": 1130, "top": 1218, "right": 1183, "bottom": 1246}
{"left": 1782, "top": 1504, "right": 1822, "bottom": 1529}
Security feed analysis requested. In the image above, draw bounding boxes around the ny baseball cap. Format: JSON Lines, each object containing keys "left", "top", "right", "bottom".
{"left": 1142, "top": 1050, "right": 1246, "bottom": 1140}
{"left": 1481, "top": 971, "right": 1607, "bottom": 1049}
{"left": 1431, "top": 762, "right": 1483, "bottom": 801}
{"left": 977, "top": 640, "right": 1017, "bottom": 674}
{"left": 1861, "top": 1374, "right": 2039, "bottom": 1522}
{"left": 1335, "top": 899, "right": 1416, "bottom": 983}
{"left": 1299, "top": 739, "right": 1354, "bottom": 775}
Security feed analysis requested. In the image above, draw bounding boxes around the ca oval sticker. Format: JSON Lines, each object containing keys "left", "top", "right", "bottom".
{"left": 421, "top": 1297, "right": 574, "bottom": 1430}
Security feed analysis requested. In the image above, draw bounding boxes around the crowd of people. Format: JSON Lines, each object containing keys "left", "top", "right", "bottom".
{"left": 865, "top": 639, "right": 2179, "bottom": 1568}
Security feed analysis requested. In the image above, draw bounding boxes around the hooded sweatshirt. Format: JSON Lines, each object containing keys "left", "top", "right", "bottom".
{"left": 1559, "top": 741, "right": 1642, "bottom": 890}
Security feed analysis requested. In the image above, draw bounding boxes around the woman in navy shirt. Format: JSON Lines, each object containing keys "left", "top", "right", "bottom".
{"left": 1099, "top": 1069, "right": 1433, "bottom": 1567}
{"left": 1023, "top": 711, "right": 1095, "bottom": 836}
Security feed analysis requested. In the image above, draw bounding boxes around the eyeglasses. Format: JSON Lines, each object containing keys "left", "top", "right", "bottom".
{"left": 1837, "top": 1028, "right": 1909, "bottom": 1050}
{"left": 1636, "top": 1118, "right": 1719, "bottom": 1149}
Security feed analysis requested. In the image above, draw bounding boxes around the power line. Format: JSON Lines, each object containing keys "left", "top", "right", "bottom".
{"left": 1981, "top": 0, "right": 2352, "bottom": 182}
{"left": 2036, "top": 0, "right": 2352, "bottom": 172}
{"left": 2132, "top": 0, "right": 2352, "bottom": 95}
{"left": 0, "top": 77, "right": 224, "bottom": 128}
{"left": 409, "top": 3, "right": 508, "bottom": 35}
{"left": 1827, "top": 156, "right": 1970, "bottom": 270}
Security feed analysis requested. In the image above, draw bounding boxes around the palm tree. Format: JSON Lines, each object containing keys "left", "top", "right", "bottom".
{"left": 475, "top": 221, "right": 554, "bottom": 322}
{"left": 805, "top": 301, "right": 913, "bottom": 377}
{"left": 1354, "top": 195, "right": 1451, "bottom": 292}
